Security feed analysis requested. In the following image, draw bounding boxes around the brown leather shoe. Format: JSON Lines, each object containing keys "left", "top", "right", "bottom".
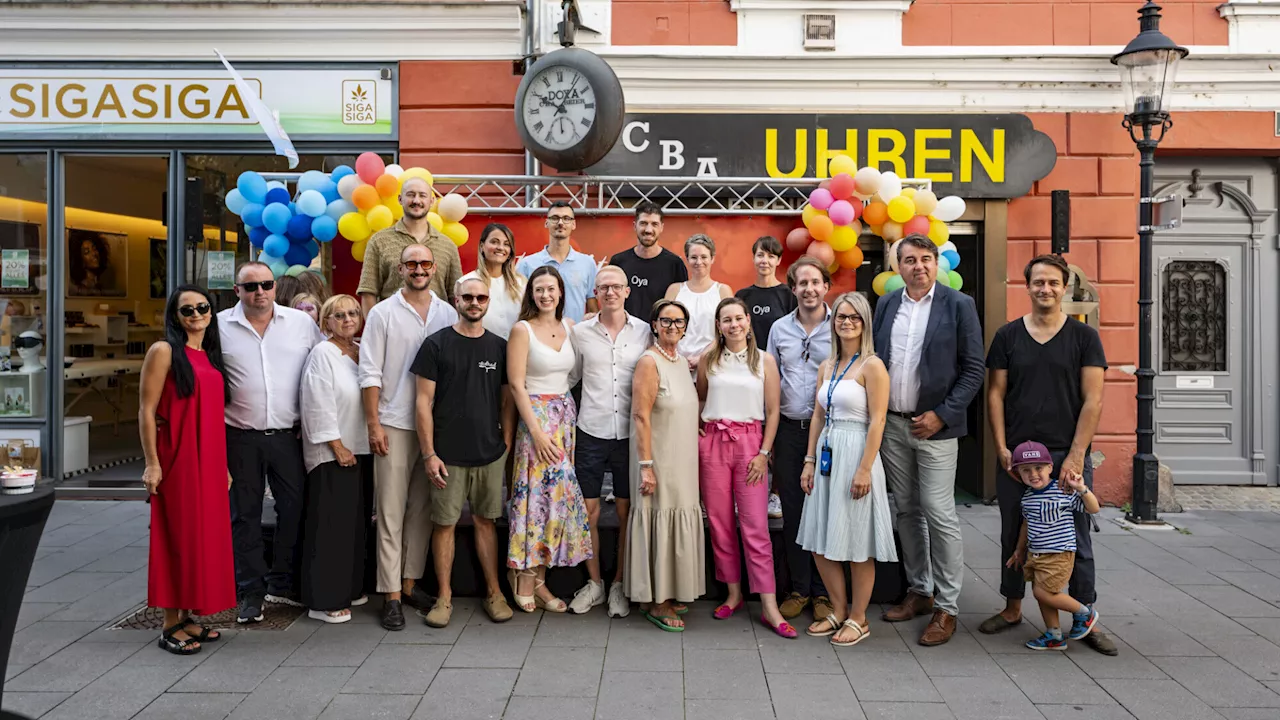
{"left": 812, "top": 596, "right": 834, "bottom": 623}
{"left": 779, "top": 592, "right": 809, "bottom": 619}
{"left": 881, "top": 592, "right": 935, "bottom": 623}
{"left": 918, "top": 610, "right": 957, "bottom": 646}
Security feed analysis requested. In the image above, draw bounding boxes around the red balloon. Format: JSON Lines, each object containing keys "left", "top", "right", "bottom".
{"left": 829, "top": 173, "right": 856, "bottom": 200}
{"left": 848, "top": 197, "right": 864, "bottom": 221}
{"left": 903, "top": 215, "right": 931, "bottom": 236}
{"left": 786, "top": 227, "right": 811, "bottom": 252}
{"left": 806, "top": 240, "right": 835, "bottom": 266}
{"left": 355, "top": 152, "right": 386, "bottom": 185}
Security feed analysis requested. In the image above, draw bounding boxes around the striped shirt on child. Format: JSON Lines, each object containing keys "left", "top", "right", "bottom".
{"left": 1021, "top": 485, "right": 1085, "bottom": 553}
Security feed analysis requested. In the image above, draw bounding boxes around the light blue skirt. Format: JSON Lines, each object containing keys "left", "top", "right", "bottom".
{"left": 796, "top": 419, "right": 898, "bottom": 564}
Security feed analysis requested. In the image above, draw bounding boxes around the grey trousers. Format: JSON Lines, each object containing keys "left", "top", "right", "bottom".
{"left": 879, "top": 415, "right": 964, "bottom": 616}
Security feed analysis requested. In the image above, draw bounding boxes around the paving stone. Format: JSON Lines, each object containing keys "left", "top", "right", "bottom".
{"left": 993, "top": 653, "right": 1115, "bottom": 705}
{"left": 1195, "top": 635, "right": 1280, "bottom": 683}
{"left": 1209, "top": 539, "right": 1280, "bottom": 563}
{"left": 1215, "top": 572, "right": 1280, "bottom": 604}
{"left": 1237, "top": 617, "right": 1280, "bottom": 644}
{"left": 684, "top": 648, "right": 769, "bottom": 700}
{"left": 40, "top": 664, "right": 190, "bottom": 720}
{"left": 530, "top": 607, "right": 610, "bottom": 648}
{"left": 602, "top": 615, "right": 682, "bottom": 672}
{"left": 1066, "top": 635, "right": 1170, "bottom": 680}
{"left": 677, "top": 611, "right": 756, "bottom": 651}
{"left": 499, "top": 696, "right": 595, "bottom": 720}
{"left": 412, "top": 668, "right": 517, "bottom": 720}
{"left": 37, "top": 521, "right": 113, "bottom": 547}
{"left": 133, "top": 692, "right": 246, "bottom": 720}
{"left": 170, "top": 638, "right": 299, "bottom": 694}
{"left": 757, "top": 627, "right": 844, "bottom": 675}
{"left": 22, "top": 571, "right": 127, "bottom": 604}
{"left": 14, "top": 602, "right": 66, "bottom": 632}
{"left": 930, "top": 675, "right": 1041, "bottom": 720}
{"left": 910, "top": 631, "right": 1006, "bottom": 679}
{"left": 1218, "top": 710, "right": 1280, "bottom": 720}
{"left": 318, "top": 693, "right": 422, "bottom": 720}
{"left": 859, "top": 702, "right": 956, "bottom": 719}
{"left": 1034, "top": 705, "right": 1136, "bottom": 720}
{"left": 282, "top": 621, "right": 385, "bottom": 667}
{"left": 1097, "top": 678, "right": 1225, "bottom": 720}
{"left": 766, "top": 672, "right": 861, "bottom": 720}
{"left": 443, "top": 623, "right": 534, "bottom": 669}
{"left": 1106, "top": 616, "right": 1214, "bottom": 656}
{"left": 6, "top": 639, "right": 145, "bottom": 692}
{"left": 1175, "top": 547, "right": 1259, "bottom": 573}
{"left": 594, "top": 670, "right": 683, "bottom": 720}
{"left": 6, "top": 662, "right": 31, "bottom": 682}
{"left": 45, "top": 568, "right": 149, "bottom": 622}
{"left": 380, "top": 604, "right": 475, "bottom": 645}
{"left": 686, "top": 697, "right": 778, "bottom": 720}
{"left": 124, "top": 632, "right": 231, "bottom": 669}
{"left": 0, "top": 691, "right": 71, "bottom": 718}
{"left": 228, "top": 666, "right": 354, "bottom": 720}
{"left": 342, "top": 644, "right": 449, "bottom": 695}
{"left": 840, "top": 650, "right": 942, "bottom": 703}
{"left": 511, "top": 646, "right": 604, "bottom": 698}
{"left": 78, "top": 546, "right": 150, "bottom": 573}
{"left": 1149, "top": 655, "right": 1280, "bottom": 708}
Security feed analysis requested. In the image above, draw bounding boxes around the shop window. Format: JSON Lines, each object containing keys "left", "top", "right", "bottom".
{"left": 1161, "top": 260, "right": 1227, "bottom": 372}
{"left": 0, "top": 153, "right": 50, "bottom": 423}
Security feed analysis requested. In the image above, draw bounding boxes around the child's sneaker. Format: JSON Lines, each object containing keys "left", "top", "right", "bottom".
{"left": 768, "top": 493, "right": 783, "bottom": 519}
{"left": 1069, "top": 607, "right": 1099, "bottom": 640}
{"left": 1025, "top": 631, "right": 1068, "bottom": 651}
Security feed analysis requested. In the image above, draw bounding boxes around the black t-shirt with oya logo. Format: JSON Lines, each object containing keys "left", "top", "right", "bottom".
{"left": 736, "top": 284, "right": 797, "bottom": 348}
{"left": 610, "top": 246, "right": 688, "bottom": 320}
{"left": 410, "top": 327, "right": 508, "bottom": 467}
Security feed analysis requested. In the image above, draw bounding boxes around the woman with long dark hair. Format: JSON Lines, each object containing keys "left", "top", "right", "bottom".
{"left": 456, "top": 223, "right": 526, "bottom": 339}
{"left": 139, "top": 285, "right": 235, "bottom": 655}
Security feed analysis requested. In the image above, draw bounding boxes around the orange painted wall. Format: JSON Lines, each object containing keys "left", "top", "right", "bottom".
{"left": 902, "top": 1, "right": 1226, "bottom": 46}
{"left": 613, "top": 0, "right": 738, "bottom": 46}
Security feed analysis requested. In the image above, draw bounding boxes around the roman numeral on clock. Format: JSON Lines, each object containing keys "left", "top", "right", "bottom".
{"left": 580, "top": 117, "right": 591, "bottom": 128}
{"left": 556, "top": 70, "right": 564, "bottom": 83}
{"left": 584, "top": 103, "right": 595, "bottom": 110}
{"left": 533, "top": 121, "right": 544, "bottom": 132}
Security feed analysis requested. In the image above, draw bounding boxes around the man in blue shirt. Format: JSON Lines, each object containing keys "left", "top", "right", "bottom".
{"left": 516, "top": 202, "right": 599, "bottom": 322}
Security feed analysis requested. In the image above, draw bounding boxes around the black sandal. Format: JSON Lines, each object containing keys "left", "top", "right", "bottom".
{"left": 158, "top": 621, "right": 203, "bottom": 655}
{"left": 182, "top": 620, "right": 220, "bottom": 642}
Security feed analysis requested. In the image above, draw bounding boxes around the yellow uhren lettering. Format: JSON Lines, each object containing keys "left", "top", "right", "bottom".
{"left": 961, "top": 128, "right": 1004, "bottom": 183}
{"left": 93, "top": 84, "right": 126, "bottom": 119}
{"left": 8, "top": 83, "right": 36, "bottom": 118}
{"left": 815, "top": 128, "right": 858, "bottom": 179}
{"left": 56, "top": 83, "right": 87, "bottom": 119}
{"left": 765, "top": 128, "right": 807, "bottom": 179}
{"left": 867, "top": 129, "right": 906, "bottom": 176}
{"left": 913, "top": 129, "right": 953, "bottom": 183}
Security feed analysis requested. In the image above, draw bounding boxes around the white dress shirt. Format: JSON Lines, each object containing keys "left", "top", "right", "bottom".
{"left": 887, "top": 283, "right": 936, "bottom": 414}
{"left": 301, "top": 341, "right": 370, "bottom": 473}
{"left": 219, "top": 303, "right": 324, "bottom": 431}
{"left": 572, "top": 313, "right": 651, "bottom": 440}
{"left": 359, "top": 289, "right": 457, "bottom": 431}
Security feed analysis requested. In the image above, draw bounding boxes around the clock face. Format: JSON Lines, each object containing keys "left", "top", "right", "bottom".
{"left": 521, "top": 65, "right": 597, "bottom": 151}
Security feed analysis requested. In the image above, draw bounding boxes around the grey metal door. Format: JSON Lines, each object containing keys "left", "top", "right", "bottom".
{"left": 1152, "top": 159, "right": 1278, "bottom": 486}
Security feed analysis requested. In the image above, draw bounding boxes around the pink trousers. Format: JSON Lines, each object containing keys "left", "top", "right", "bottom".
{"left": 698, "top": 419, "right": 775, "bottom": 594}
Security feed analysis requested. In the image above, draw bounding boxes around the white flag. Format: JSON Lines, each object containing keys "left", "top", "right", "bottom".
{"left": 214, "top": 49, "right": 298, "bottom": 169}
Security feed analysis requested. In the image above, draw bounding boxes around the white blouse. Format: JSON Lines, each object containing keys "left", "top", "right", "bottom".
{"left": 301, "top": 341, "right": 370, "bottom": 473}
{"left": 458, "top": 269, "right": 525, "bottom": 340}
{"left": 701, "top": 348, "right": 765, "bottom": 423}
{"left": 675, "top": 282, "right": 724, "bottom": 359}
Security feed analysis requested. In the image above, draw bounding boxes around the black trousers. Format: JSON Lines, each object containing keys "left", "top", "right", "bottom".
{"left": 301, "top": 457, "right": 371, "bottom": 611}
{"left": 228, "top": 426, "right": 307, "bottom": 599}
{"left": 775, "top": 417, "right": 827, "bottom": 598}
{"left": 997, "top": 448, "right": 1096, "bottom": 605}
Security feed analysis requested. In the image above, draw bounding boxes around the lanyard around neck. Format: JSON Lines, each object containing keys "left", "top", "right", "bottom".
{"left": 824, "top": 354, "right": 859, "bottom": 429}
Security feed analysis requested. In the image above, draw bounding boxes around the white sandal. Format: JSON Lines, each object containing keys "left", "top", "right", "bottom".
{"left": 511, "top": 570, "right": 537, "bottom": 613}
{"left": 534, "top": 578, "right": 567, "bottom": 613}
{"left": 807, "top": 613, "right": 841, "bottom": 637}
{"left": 831, "top": 619, "right": 870, "bottom": 647}
{"left": 308, "top": 609, "right": 352, "bottom": 624}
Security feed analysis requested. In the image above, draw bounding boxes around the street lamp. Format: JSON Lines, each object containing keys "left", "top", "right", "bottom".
{"left": 1111, "top": 2, "right": 1188, "bottom": 524}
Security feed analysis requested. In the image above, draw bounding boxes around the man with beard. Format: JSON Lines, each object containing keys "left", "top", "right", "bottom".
{"left": 360, "top": 244, "right": 458, "bottom": 630}
{"left": 980, "top": 254, "right": 1116, "bottom": 655}
{"left": 413, "top": 277, "right": 516, "bottom": 628}
{"left": 609, "top": 202, "right": 686, "bottom": 319}
{"left": 516, "top": 202, "right": 598, "bottom": 322}
{"left": 358, "top": 176, "right": 462, "bottom": 313}
{"left": 874, "top": 234, "right": 984, "bottom": 647}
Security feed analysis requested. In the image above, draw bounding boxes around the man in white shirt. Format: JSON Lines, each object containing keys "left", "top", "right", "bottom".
{"left": 359, "top": 244, "right": 458, "bottom": 630}
{"left": 219, "top": 262, "right": 324, "bottom": 625}
{"left": 871, "top": 234, "right": 984, "bottom": 647}
{"left": 567, "top": 266, "right": 651, "bottom": 617}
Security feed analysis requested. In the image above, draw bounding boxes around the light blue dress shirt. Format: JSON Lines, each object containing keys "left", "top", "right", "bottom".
{"left": 516, "top": 245, "right": 598, "bottom": 322}
{"left": 766, "top": 306, "right": 833, "bottom": 421}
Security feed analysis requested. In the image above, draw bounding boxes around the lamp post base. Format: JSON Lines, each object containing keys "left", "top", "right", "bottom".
{"left": 1129, "top": 451, "right": 1162, "bottom": 523}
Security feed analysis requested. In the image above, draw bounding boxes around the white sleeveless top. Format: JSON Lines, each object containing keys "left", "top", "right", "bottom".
{"left": 521, "top": 319, "right": 576, "bottom": 395}
{"left": 701, "top": 348, "right": 765, "bottom": 422}
{"left": 676, "top": 281, "right": 723, "bottom": 359}
{"left": 818, "top": 359, "right": 869, "bottom": 423}
{"left": 458, "top": 270, "right": 525, "bottom": 340}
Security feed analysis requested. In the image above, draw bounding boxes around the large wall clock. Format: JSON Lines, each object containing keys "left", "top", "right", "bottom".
{"left": 514, "top": 47, "right": 625, "bottom": 172}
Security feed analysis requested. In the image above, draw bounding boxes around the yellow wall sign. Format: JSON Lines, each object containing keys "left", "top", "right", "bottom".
{"left": 1, "top": 78, "right": 260, "bottom": 124}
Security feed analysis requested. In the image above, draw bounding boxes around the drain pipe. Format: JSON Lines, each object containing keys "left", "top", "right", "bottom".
{"left": 523, "top": 0, "right": 541, "bottom": 206}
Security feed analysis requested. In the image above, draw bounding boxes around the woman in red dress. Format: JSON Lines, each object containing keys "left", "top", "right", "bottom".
{"left": 139, "top": 284, "right": 236, "bottom": 655}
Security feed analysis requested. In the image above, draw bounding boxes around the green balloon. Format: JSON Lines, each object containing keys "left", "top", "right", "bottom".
{"left": 885, "top": 274, "right": 906, "bottom": 293}
{"left": 948, "top": 270, "right": 963, "bottom": 291}
{"left": 285, "top": 264, "right": 308, "bottom": 278}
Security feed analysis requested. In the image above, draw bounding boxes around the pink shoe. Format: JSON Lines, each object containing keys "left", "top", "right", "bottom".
{"left": 712, "top": 601, "right": 745, "bottom": 620}
{"left": 761, "top": 615, "right": 799, "bottom": 639}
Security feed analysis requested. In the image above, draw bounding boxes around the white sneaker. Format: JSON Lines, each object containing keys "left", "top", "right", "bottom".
{"left": 768, "top": 493, "right": 783, "bottom": 519}
{"left": 607, "top": 582, "right": 630, "bottom": 618}
{"left": 569, "top": 580, "right": 605, "bottom": 614}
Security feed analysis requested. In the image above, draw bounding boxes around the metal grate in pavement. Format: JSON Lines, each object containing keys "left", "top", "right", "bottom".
{"left": 110, "top": 602, "right": 303, "bottom": 631}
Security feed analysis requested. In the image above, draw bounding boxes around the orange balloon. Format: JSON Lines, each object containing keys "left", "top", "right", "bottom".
{"left": 352, "top": 184, "right": 380, "bottom": 212}
{"left": 862, "top": 201, "right": 889, "bottom": 226}
{"left": 807, "top": 214, "right": 834, "bottom": 242}
{"left": 806, "top": 240, "right": 835, "bottom": 266}
{"left": 835, "top": 245, "right": 864, "bottom": 270}
{"left": 374, "top": 173, "right": 400, "bottom": 199}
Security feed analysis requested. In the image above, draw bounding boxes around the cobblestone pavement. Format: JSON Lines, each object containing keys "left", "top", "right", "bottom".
{"left": 7, "top": 499, "right": 1280, "bottom": 719}
{"left": 1171, "top": 485, "right": 1280, "bottom": 513}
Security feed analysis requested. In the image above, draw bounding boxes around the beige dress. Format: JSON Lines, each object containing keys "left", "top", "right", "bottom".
{"left": 625, "top": 348, "right": 706, "bottom": 604}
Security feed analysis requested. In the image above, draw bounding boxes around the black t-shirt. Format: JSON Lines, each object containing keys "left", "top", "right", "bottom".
{"left": 736, "top": 284, "right": 797, "bottom": 348}
{"left": 610, "top": 247, "right": 688, "bottom": 320}
{"left": 986, "top": 316, "right": 1108, "bottom": 451}
{"left": 410, "top": 327, "right": 508, "bottom": 467}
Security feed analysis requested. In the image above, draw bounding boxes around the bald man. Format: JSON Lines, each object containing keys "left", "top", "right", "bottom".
{"left": 358, "top": 176, "right": 462, "bottom": 312}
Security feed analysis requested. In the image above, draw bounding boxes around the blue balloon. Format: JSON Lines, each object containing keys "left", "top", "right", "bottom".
{"left": 263, "top": 234, "right": 290, "bottom": 258}
{"left": 262, "top": 203, "right": 292, "bottom": 235}
{"left": 296, "top": 190, "right": 327, "bottom": 218}
{"left": 240, "top": 203, "right": 265, "bottom": 228}
{"left": 225, "top": 188, "right": 247, "bottom": 215}
{"left": 237, "top": 171, "right": 268, "bottom": 204}
{"left": 297, "top": 170, "right": 329, "bottom": 194}
{"left": 264, "top": 187, "right": 291, "bottom": 207}
{"left": 287, "top": 214, "right": 314, "bottom": 242}
{"left": 311, "top": 215, "right": 338, "bottom": 243}
{"left": 325, "top": 198, "right": 356, "bottom": 221}
{"left": 270, "top": 261, "right": 289, "bottom": 278}
{"left": 247, "top": 225, "right": 270, "bottom": 248}
{"left": 284, "top": 242, "right": 314, "bottom": 267}
{"left": 942, "top": 249, "right": 960, "bottom": 270}
{"left": 258, "top": 251, "right": 280, "bottom": 264}
{"left": 330, "top": 165, "right": 355, "bottom": 183}
{"left": 266, "top": 180, "right": 287, "bottom": 192}
{"left": 288, "top": 202, "right": 297, "bottom": 215}
{"left": 319, "top": 179, "right": 340, "bottom": 204}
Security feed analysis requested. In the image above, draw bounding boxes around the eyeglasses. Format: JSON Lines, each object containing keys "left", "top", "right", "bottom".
{"left": 460, "top": 293, "right": 490, "bottom": 304}
{"left": 179, "top": 303, "right": 211, "bottom": 318}
{"left": 331, "top": 310, "right": 361, "bottom": 321}
{"left": 237, "top": 280, "right": 275, "bottom": 293}
{"left": 547, "top": 216, "right": 575, "bottom": 225}
{"left": 835, "top": 313, "right": 863, "bottom": 326}
{"left": 402, "top": 260, "right": 435, "bottom": 271}
{"left": 657, "top": 317, "right": 687, "bottom": 329}
{"left": 597, "top": 284, "right": 625, "bottom": 295}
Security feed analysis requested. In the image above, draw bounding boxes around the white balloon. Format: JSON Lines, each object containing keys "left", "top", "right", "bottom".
{"left": 933, "top": 195, "right": 967, "bottom": 222}
{"left": 939, "top": 240, "right": 958, "bottom": 254}
{"left": 384, "top": 164, "right": 405, "bottom": 179}
{"left": 337, "top": 175, "right": 362, "bottom": 201}
{"left": 266, "top": 180, "right": 287, "bottom": 192}
{"left": 854, "top": 167, "right": 882, "bottom": 195}
{"left": 437, "top": 193, "right": 469, "bottom": 223}
{"left": 878, "top": 171, "right": 902, "bottom": 201}
{"left": 888, "top": 240, "right": 902, "bottom": 272}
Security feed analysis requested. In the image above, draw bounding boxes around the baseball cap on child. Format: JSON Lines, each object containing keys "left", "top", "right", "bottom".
{"left": 1011, "top": 441, "right": 1052, "bottom": 468}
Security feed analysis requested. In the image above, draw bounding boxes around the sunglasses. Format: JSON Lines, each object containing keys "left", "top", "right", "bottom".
{"left": 330, "top": 310, "right": 361, "bottom": 321}
{"left": 460, "top": 293, "right": 489, "bottom": 304}
{"left": 179, "top": 303, "right": 211, "bottom": 318}
{"left": 402, "top": 260, "right": 435, "bottom": 271}
{"left": 237, "top": 280, "right": 275, "bottom": 293}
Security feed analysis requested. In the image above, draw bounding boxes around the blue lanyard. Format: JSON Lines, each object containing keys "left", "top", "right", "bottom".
{"left": 824, "top": 353, "right": 859, "bottom": 430}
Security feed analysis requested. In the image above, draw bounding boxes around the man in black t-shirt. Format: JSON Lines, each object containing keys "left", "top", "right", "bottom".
{"left": 979, "top": 254, "right": 1116, "bottom": 655}
{"left": 610, "top": 202, "right": 688, "bottom": 318}
{"left": 412, "top": 277, "right": 516, "bottom": 628}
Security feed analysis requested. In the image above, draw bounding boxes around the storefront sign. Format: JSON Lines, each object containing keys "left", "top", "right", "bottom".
{"left": 207, "top": 251, "right": 235, "bottom": 290}
{"left": 1, "top": 249, "right": 29, "bottom": 289}
{"left": 0, "top": 66, "right": 394, "bottom": 139}
{"left": 590, "top": 113, "right": 1058, "bottom": 198}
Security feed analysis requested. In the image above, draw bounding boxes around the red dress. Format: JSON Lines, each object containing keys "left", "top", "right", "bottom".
{"left": 148, "top": 347, "right": 236, "bottom": 615}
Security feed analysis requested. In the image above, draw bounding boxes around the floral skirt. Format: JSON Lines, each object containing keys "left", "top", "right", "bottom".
{"left": 507, "top": 393, "right": 593, "bottom": 569}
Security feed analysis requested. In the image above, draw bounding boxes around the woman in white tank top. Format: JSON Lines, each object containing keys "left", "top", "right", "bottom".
{"left": 506, "top": 266, "right": 592, "bottom": 613}
{"left": 455, "top": 223, "right": 526, "bottom": 340}
{"left": 665, "top": 234, "right": 732, "bottom": 372}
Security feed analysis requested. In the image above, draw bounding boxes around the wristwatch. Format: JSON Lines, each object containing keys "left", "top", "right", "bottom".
{"left": 758, "top": 448, "right": 771, "bottom": 459}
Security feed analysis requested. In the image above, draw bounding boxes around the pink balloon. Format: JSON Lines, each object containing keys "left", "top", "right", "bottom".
{"left": 903, "top": 215, "right": 931, "bottom": 236}
{"left": 828, "top": 200, "right": 855, "bottom": 226}
{"left": 786, "top": 227, "right": 811, "bottom": 252}
{"left": 808, "top": 187, "right": 834, "bottom": 211}
{"left": 355, "top": 152, "right": 386, "bottom": 185}
{"left": 829, "top": 173, "right": 856, "bottom": 201}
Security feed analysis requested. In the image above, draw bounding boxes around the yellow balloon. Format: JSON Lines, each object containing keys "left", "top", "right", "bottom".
{"left": 399, "top": 167, "right": 433, "bottom": 191}
{"left": 441, "top": 221, "right": 469, "bottom": 246}
{"left": 887, "top": 196, "right": 916, "bottom": 224}
{"left": 426, "top": 211, "right": 444, "bottom": 231}
{"left": 366, "top": 205, "right": 394, "bottom": 233}
{"left": 872, "top": 270, "right": 896, "bottom": 296}
{"left": 828, "top": 224, "right": 858, "bottom": 252}
{"left": 337, "top": 212, "right": 371, "bottom": 243}
{"left": 828, "top": 155, "right": 857, "bottom": 177}
{"left": 928, "top": 218, "right": 951, "bottom": 246}
{"left": 827, "top": 261, "right": 841, "bottom": 275}
{"left": 913, "top": 190, "right": 939, "bottom": 217}
{"left": 901, "top": 187, "right": 917, "bottom": 199}
{"left": 383, "top": 199, "right": 404, "bottom": 221}
{"left": 801, "top": 204, "right": 825, "bottom": 228}
{"left": 351, "top": 240, "right": 368, "bottom": 262}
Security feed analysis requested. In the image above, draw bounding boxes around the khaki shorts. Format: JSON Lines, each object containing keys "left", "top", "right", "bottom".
{"left": 1023, "top": 550, "right": 1075, "bottom": 593}
{"left": 431, "top": 451, "right": 507, "bottom": 526}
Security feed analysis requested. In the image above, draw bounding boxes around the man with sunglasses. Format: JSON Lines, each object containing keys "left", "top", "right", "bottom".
{"left": 360, "top": 244, "right": 458, "bottom": 630}
{"left": 515, "top": 201, "right": 598, "bottom": 322}
{"left": 411, "top": 277, "right": 516, "bottom": 627}
{"left": 568, "top": 265, "right": 651, "bottom": 617}
{"left": 219, "top": 262, "right": 324, "bottom": 624}
{"left": 765, "top": 256, "right": 835, "bottom": 624}
{"left": 358, "top": 176, "right": 462, "bottom": 314}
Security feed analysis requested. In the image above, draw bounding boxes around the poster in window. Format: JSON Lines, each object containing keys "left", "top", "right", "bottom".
{"left": 66, "top": 229, "right": 128, "bottom": 297}
{"left": 149, "top": 238, "right": 167, "bottom": 299}
{"left": 0, "top": 220, "right": 43, "bottom": 296}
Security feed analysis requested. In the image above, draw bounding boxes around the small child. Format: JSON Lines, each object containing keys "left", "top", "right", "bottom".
{"left": 1006, "top": 440, "right": 1101, "bottom": 650}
